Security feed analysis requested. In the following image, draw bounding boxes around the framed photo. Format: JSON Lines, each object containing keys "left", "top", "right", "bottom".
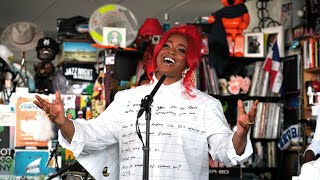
{"left": 262, "top": 26, "right": 285, "bottom": 57}
{"left": 244, "top": 32, "right": 264, "bottom": 57}
{"left": 103, "top": 27, "right": 126, "bottom": 48}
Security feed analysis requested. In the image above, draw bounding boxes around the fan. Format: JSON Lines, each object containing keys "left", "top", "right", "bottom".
{"left": 89, "top": 4, "right": 139, "bottom": 47}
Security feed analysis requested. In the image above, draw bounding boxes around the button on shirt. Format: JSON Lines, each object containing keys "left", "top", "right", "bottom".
{"left": 59, "top": 76, "right": 253, "bottom": 180}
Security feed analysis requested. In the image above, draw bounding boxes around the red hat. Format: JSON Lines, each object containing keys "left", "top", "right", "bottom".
{"left": 139, "top": 18, "right": 163, "bottom": 36}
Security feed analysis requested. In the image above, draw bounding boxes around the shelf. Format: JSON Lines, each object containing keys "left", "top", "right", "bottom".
{"left": 305, "top": 67, "right": 320, "bottom": 73}
{"left": 212, "top": 94, "right": 282, "bottom": 102}
{"left": 304, "top": 106, "right": 311, "bottom": 110}
{"left": 284, "top": 90, "right": 301, "bottom": 95}
{"left": 285, "top": 146, "right": 303, "bottom": 152}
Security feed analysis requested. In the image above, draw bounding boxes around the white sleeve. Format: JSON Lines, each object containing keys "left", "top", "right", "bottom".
{"left": 58, "top": 92, "right": 124, "bottom": 157}
{"left": 206, "top": 99, "right": 253, "bottom": 166}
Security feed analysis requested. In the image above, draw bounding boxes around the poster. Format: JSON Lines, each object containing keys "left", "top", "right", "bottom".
{"left": 15, "top": 95, "right": 52, "bottom": 149}
{"left": 103, "top": 27, "right": 126, "bottom": 48}
{"left": 14, "top": 150, "right": 55, "bottom": 176}
{"left": 60, "top": 94, "right": 91, "bottom": 120}
{"left": 0, "top": 126, "right": 15, "bottom": 175}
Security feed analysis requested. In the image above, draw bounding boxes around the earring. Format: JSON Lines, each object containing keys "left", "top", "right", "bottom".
{"left": 154, "top": 67, "right": 159, "bottom": 74}
{"left": 182, "top": 68, "right": 190, "bottom": 78}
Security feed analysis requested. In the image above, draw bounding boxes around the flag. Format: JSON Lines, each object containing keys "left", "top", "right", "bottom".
{"left": 263, "top": 40, "right": 283, "bottom": 93}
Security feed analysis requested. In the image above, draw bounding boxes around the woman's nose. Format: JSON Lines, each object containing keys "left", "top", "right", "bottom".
{"left": 168, "top": 49, "right": 175, "bottom": 55}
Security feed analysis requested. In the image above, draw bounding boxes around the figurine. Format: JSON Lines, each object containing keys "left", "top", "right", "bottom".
{"left": 219, "top": 78, "right": 229, "bottom": 95}
{"left": 208, "top": 0, "right": 250, "bottom": 57}
{"left": 209, "top": 0, "right": 250, "bottom": 57}
{"left": 34, "top": 37, "right": 59, "bottom": 94}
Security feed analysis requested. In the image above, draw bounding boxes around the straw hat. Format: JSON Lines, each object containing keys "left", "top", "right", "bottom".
{"left": 1, "top": 21, "right": 44, "bottom": 51}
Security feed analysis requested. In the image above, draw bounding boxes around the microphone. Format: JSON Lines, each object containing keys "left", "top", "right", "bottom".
{"left": 137, "top": 74, "right": 166, "bottom": 118}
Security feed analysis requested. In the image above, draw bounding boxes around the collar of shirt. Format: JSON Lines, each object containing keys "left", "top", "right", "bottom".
{"left": 151, "top": 74, "right": 185, "bottom": 96}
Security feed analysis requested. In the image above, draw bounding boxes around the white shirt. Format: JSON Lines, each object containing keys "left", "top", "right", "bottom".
{"left": 299, "top": 157, "right": 320, "bottom": 180}
{"left": 59, "top": 76, "right": 253, "bottom": 180}
{"left": 305, "top": 112, "right": 320, "bottom": 155}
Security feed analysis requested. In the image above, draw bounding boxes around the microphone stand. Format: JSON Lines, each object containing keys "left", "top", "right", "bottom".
{"left": 137, "top": 75, "right": 166, "bottom": 180}
{"left": 142, "top": 98, "right": 152, "bottom": 180}
{"left": 47, "top": 161, "right": 80, "bottom": 180}
{"left": 46, "top": 141, "right": 60, "bottom": 172}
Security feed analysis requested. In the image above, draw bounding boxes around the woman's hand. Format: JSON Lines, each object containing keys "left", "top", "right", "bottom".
{"left": 236, "top": 99, "right": 259, "bottom": 137}
{"left": 33, "top": 91, "right": 66, "bottom": 127}
{"left": 232, "top": 99, "right": 259, "bottom": 155}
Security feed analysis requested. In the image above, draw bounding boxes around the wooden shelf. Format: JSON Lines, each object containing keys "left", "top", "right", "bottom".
{"left": 284, "top": 90, "right": 301, "bottom": 95}
{"left": 305, "top": 67, "right": 320, "bottom": 73}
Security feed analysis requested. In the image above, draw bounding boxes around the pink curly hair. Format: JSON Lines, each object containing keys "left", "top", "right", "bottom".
{"left": 145, "top": 24, "right": 206, "bottom": 97}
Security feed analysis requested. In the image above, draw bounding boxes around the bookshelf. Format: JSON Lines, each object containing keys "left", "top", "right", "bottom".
{"left": 201, "top": 56, "right": 284, "bottom": 179}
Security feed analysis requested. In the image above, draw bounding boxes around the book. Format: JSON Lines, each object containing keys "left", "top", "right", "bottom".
{"left": 0, "top": 126, "right": 15, "bottom": 175}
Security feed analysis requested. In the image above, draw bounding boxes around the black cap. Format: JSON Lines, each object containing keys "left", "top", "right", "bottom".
{"left": 36, "top": 37, "right": 60, "bottom": 54}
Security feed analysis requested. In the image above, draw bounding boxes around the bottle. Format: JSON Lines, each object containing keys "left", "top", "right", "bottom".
{"left": 162, "top": 13, "right": 171, "bottom": 32}
{"left": 86, "top": 107, "right": 92, "bottom": 120}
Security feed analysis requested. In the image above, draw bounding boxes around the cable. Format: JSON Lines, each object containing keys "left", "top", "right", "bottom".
{"left": 252, "top": 0, "right": 280, "bottom": 32}
{"left": 32, "top": 0, "right": 57, "bottom": 23}
{"left": 136, "top": 117, "right": 145, "bottom": 147}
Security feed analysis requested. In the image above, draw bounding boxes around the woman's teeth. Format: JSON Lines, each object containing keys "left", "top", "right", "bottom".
{"left": 164, "top": 57, "right": 175, "bottom": 64}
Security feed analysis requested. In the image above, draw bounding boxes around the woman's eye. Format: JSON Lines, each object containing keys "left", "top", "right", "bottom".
{"left": 178, "top": 48, "right": 186, "bottom": 54}
{"left": 163, "top": 43, "right": 170, "bottom": 48}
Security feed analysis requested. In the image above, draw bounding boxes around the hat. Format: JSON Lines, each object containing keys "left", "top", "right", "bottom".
{"left": 36, "top": 37, "right": 59, "bottom": 52}
{"left": 1, "top": 22, "right": 44, "bottom": 51}
{"left": 139, "top": 18, "right": 163, "bottom": 36}
{"left": 0, "top": 44, "right": 14, "bottom": 69}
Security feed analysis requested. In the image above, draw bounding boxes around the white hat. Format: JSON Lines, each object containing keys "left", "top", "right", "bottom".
{"left": 1, "top": 22, "right": 44, "bottom": 51}
{"left": 0, "top": 44, "right": 14, "bottom": 68}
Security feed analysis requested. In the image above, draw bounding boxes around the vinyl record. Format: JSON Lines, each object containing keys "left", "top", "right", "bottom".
{"left": 89, "top": 4, "right": 139, "bottom": 47}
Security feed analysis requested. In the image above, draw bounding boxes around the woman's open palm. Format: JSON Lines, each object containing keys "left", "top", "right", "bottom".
{"left": 236, "top": 99, "right": 259, "bottom": 136}
{"left": 33, "top": 91, "right": 66, "bottom": 127}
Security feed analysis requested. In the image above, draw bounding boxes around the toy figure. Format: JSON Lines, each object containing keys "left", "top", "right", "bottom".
{"left": 134, "top": 18, "right": 163, "bottom": 84}
{"left": 0, "top": 44, "right": 15, "bottom": 104}
{"left": 207, "top": 0, "right": 249, "bottom": 76}
{"left": 209, "top": 0, "right": 250, "bottom": 57}
{"left": 34, "top": 37, "right": 60, "bottom": 94}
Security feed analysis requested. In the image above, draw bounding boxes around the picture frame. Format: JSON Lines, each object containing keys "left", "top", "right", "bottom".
{"left": 244, "top": 32, "right": 264, "bottom": 57}
{"left": 261, "top": 26, "right": 285, "bottom": 57}
{"left": 103, "top": 27, "right": 126, "bottom": 48}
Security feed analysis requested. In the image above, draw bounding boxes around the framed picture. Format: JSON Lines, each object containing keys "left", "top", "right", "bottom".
{"left": 103, "top": 27, "right": 126, "bottom": 48}
{"left": 262, "top": 26, "right": 285, "bottom": 57}
{"left": 244, "top": 32, "right": 264, "bottom": 57}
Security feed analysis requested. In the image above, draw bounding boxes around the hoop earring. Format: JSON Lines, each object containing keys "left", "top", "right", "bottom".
{"left": 182, "top": 68, "right": 189, "bottom": 78}
{"left": 154, "top": 67, "right": 159, "bottom": 74}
